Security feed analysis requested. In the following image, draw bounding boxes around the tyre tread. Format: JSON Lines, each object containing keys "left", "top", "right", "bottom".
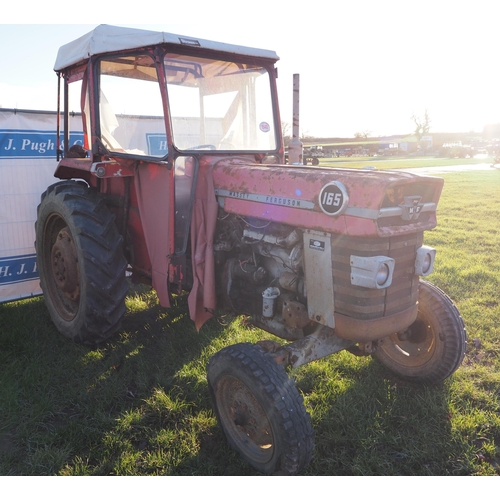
{"left": 36, "top": 181, "right": 128, "bottom": 344}
{"left": 208, "top": 343, "right": 314, "bottom": 474}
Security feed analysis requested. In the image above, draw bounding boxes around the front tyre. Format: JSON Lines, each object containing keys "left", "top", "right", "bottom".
{"left": 207, "top": 343, "right": 314, "bottom": 474}
{"left": 35, "top": 181, "right": 128, "bottom": 344}
{"left": 375, "top": 280, "right": 466, "bottom": 384}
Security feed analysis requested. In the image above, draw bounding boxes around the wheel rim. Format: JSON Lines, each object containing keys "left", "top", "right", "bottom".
{"left": 380, "top": 317, "right": 436, "bottom": 368}
{"left": 216, "top": 375, "right": 274, "bottom": 465}
{"left": 43, "top": 215, "right": 81, "bottom": 321}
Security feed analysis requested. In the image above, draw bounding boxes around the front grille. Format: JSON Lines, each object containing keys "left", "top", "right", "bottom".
{"left": 377, "top": 212, "right": 432, "bottom": 229}
{"left": 331, "top": 233, "right": 422, "bottom": 320}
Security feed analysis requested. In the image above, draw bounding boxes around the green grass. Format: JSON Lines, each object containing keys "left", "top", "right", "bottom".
{"left": 1, "top": 169, "right": 500, "bottom": 476}
{"left": 318, "top": 155, "right": 494, "bottom": 170}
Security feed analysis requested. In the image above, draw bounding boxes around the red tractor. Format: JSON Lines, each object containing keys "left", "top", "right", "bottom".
{"left": 36, "top": 25, "right": 466, "bottom": 474}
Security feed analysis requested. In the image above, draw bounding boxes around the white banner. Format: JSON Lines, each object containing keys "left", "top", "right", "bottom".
{"left": 0, "top": 109, "right": 83, "bottom": 303}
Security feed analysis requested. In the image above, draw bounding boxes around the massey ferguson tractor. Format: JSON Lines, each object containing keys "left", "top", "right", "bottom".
{"left": 35, "top": 25, "right": 466, "bottom": 475}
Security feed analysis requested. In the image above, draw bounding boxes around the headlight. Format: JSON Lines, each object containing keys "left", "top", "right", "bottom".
{"left": 415, "top": 246, "right": 436, "bottom": 276}
{"left": 376, "top": 262, "right": 391, "bottom": 286}
{"left": 350, "top": 255, "right": 395, "bottom": 289}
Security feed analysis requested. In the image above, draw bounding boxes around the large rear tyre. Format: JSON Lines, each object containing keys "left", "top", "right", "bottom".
{"left": 375, "top": 280, "right": 466, "bottom": 384}
{"left": 35, "top": 181, "right": 128, "bottom": 344}
{"left": 207, "top": 343, "right": 314, "bottom": 474}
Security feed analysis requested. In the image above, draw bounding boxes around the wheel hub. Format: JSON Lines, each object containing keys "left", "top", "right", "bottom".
{"left": 218, "top": 376, "right": 274, "bottom": 462}
{"left": 230, "top": 398, "right": 271, "bottom": 448}
{"left": 51, "top": 227, "right": 80, "bottom": 301}
{"left": 393, "top": 319, "right": 433, "bottom": 357}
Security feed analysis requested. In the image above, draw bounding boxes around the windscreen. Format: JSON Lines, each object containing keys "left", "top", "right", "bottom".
{"left": 164, "top": 54, "right": 277, "bottom": 152}
{"left": 98, "top": 54, "right": 166, "bottom": 157}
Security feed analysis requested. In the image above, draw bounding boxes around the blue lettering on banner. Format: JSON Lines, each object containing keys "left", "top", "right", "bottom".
{"left": 0, "top": 254, "right": 38, "bottom": 285}
{"left": 0, "top": 129, "right": 84, "bottom": 159}
{"left": 146, "top": 133, "right": 168, "bottom": 156}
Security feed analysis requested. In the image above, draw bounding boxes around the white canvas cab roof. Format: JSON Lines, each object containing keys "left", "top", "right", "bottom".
{"left": 54, "top": 24, "right": 279, "bottom": 71}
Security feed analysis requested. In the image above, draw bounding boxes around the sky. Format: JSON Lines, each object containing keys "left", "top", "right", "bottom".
{"left": 2, "top": 0, "right": 499, "bottom": 139}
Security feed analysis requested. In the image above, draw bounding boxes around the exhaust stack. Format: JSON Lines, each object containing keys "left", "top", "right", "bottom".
{"left": 288, "top": 74, "right": 303, "bottom": 165}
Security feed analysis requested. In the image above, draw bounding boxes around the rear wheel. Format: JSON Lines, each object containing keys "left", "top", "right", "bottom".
{"left": 35, "top": 181, "right": 128, "bottom": 344}
{"left": 207, "top": 343, "right": 314, "bottom": 474}
{"left": 375, "top": 280, "right": 466, "bottom": 384}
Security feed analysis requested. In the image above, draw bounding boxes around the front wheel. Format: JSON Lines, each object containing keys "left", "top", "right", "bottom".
{"left": 35, "top": 181, "right": 128, "bottom": 344}
{"left": 207, "top": 343, "right": 314, "bottom": 474}
{"left": 374, "top": 281, "right": 466, "bottom": 384}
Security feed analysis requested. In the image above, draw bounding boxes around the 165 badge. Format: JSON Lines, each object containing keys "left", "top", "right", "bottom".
{"left": 318, "top": 181, "right": 349, "bottom": 216}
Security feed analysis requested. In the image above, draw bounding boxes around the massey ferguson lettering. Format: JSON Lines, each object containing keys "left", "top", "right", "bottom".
{"left": 215, "top": 189, "right": 315, "bottom": 209}
{"left": 265, "top": 196, "right": 302, "bottom": 207}
{"left": 229, "top": 191, "right": 251, "bottom": 200}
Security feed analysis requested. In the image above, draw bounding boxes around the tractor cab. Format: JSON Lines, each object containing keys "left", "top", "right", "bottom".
{"left": 53, "top": 25, "right": 283, "bottom": 299}
{"left": 55, "top": 25, "right": 282, "bottom": 164}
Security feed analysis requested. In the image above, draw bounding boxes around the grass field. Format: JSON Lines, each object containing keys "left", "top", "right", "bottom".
{"left": 318, "top": 154, "right": 495, "bottom": 170}
{"left": 1, "top": 164, "right": 499, "bottom": 476}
